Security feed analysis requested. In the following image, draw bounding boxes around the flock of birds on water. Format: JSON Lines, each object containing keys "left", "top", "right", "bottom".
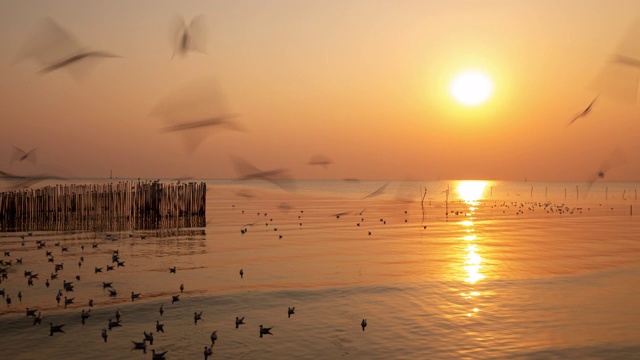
{"left": 0, "top": 232, "right": 362, "bottom": 359}
{"left": 0, "top": 174, "right": 635, "bottom": 358}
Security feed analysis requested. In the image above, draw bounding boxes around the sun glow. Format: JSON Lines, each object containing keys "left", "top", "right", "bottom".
{"left": 450, "top": 71, "right": 494, "bottom": 106}
{"left": 456, "top": 181, "right": 488, "bottom": 204}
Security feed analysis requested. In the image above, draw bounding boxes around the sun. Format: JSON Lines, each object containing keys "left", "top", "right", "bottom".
{"left": 450, "top": 70, "right": 494, "bottom": 106}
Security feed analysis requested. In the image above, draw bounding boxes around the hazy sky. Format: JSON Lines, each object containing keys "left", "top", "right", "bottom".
{"left": 1, "top": 0, "right": 640, "bottom": 182}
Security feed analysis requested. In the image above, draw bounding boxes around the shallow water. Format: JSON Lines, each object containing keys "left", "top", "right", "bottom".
{"left": 0, "top": 180, "right": 639, "bottom": 359}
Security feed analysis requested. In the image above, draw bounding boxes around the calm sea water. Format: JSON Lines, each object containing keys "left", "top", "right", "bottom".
{"left": 0, "top": 179, "right": 639, "bottom": 359}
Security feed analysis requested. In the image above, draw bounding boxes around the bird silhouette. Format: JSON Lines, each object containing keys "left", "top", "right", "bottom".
{"left": 16, "top": 17, "right": 120, "bottom": 78}
{"left": 567, "top": 96, "right": 598, "bottom": 127}
{"left": 11, "top": 146, "right": 38, "bottom": 165}
{"left": 170, "top": 14, "right": 207, "bottom": 59}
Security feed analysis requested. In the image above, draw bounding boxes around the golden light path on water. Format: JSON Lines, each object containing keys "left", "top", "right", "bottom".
{"left": 456, "top": 180, "right": 488, "bottom": 318}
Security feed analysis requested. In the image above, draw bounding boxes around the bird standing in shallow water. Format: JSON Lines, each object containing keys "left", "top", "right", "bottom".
{"left": 156, "top": 320, "right": 164, "bottom": 333}
{"left": 180, "top": 283, "right": 184, "bottom": 293}
{"left": 361, "top": 319, "right": 367, "bottom": 331}
{"left": 288, "top": 307, "right": 295, "bottom": 318}
{"left": 210, "top": 330, "right": 217, "bottom": 345}
{"left": 101, "top": 329, "right": 108, "bottom": 342}
{"left": 194, "top": 311, "right": 203, "bottom": 324}
{"left": 159, "top": 304, "right": 164, "bottom": 316}
{"left": 239, "top": 268, "right": 244, "bottom": 278}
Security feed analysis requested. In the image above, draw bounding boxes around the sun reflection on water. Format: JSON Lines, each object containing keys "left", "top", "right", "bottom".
{"left": 456, "top": 181, "right": 488, "bottom": 318}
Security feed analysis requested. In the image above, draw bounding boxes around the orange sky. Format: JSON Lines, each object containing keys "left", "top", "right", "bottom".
{"left": 1, "top": 0, "right": 640, "bottom": 182}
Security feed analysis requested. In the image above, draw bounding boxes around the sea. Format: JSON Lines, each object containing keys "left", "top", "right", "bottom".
{"left": 0, "top": 179, "right": 639, "bottom": 359}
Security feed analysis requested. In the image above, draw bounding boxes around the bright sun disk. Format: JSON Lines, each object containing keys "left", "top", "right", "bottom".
{"left": 450, "top": 71, "right": 494, "bottom": 106}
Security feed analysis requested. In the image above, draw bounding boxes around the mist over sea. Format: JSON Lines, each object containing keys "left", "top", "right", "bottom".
{"left": 0, "top": 179, "right": 639, "bottom": 359}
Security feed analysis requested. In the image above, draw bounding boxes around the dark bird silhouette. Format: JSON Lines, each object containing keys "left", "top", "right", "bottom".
{"left": 151, "top": 349, "right": 168, "bottom": 360}
{"left": 235, "top": 316, "right": 244, "bottom": 328}
{"left": 307, "top": 154, "right": 333, "bottom": 169}
{"left": 0, "top": 170, "right": 66, "bottom": 189}
{"left": 151, "top": 78, "right": 243, "bottom": 154}
{"left": 11, "top": 146, "right": 38, "bottom": 165}
{"left": 361, "top": 319, "right": 367, "bottom": 331}
{"left": 16, "top": 18, "right": 120, "bottom": 78}
{"left": 584, "top": 148, "right": 627, "bottom": 196}
{"left": 230, "top": 155, "right": 296, "bottom": 192}
{"left": 170, "top": 14, "right": 207, "bottom": 59}
{"left": 81, "top": 309, "right": 90, "bottom": 325}
{"left": 159, "top": 304, "right": 164, "bottom": 316}
{"left": 204, "top": 346, "right": 213, "bottom": 360}
{"left": 288, "top": 307, "right": 295, "bottom": 318}
{"left": 210, "top": 330, "right": 217, "bottom": 345}
{"left": 131, "top": 339, "right": 147, "bottom": 354}
{"left": 108, "top": 318, "right": 121, "bottom": 330}
{"left": 363, "top": 183, "right": 389, "bottom": 199}
{"left": 156, "top": 320, "right": 164, "bottom": 333}
{"left": 259, "top": 324, "right": 273, "bottom": 338}
{"left": 102, "top": 329, "right": 108, "bottom": 342}
{"left": 131, "top": 292, "right": 141, "bottom": 301}
{"left": 49, "top": 323, "right": 65, "bottom": 336}
{"left": 567, "top": 96, "right": 597, "bottom": 127}
{"left": 172, "top": 295, "right": 180, "bottom": 304}
{"left": 33, "top": 312, "right": 42, "bottom": 325}
{"left": 194, "top": 311, "right": 203, "bottom": 324}
{"left": 144, "top": 331, "right": 154, "bottom": 345}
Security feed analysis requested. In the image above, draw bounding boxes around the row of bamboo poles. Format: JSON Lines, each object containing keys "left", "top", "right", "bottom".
{"left": 0, "top": 181, "right": 206, "bottom": 232}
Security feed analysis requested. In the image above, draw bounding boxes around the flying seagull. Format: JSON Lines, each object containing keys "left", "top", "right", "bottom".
{"left": 307, "top": 154, "right": 332, "bottom": 169}
{"left": 16, "top": 17, "right": 120, "bottom": 77}
{"left": 567, "top": 96, "right": 597, "bottom": 127}
{"left": 11, "top": 146, "right": 38, "bottom": 165}
{"left": 230, "top": 155, "right": 295, "bottom": 192}
{"left": 171, "top": 14, "right": 207, "bottom": 59}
